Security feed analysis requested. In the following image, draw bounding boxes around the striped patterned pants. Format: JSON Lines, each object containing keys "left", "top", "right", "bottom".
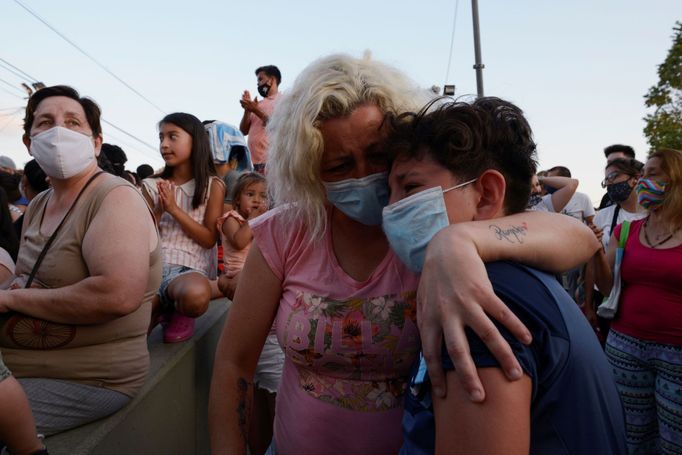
{"left": 606, "top": 329, "right": 682, "bottom": 454}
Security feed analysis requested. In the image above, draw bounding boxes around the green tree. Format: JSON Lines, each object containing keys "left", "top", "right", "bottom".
{"left": 643, "top": 21, "right": 682, "bottom": 151}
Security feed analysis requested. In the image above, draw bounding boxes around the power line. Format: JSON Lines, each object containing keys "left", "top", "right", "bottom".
{"left": 444, "top": 0, "right": 461, "bottom": 87}
{"left": 0, "top": 57, "right": 38, "bottom": 83}
{"left": 0, "top": 109, "right": 23, "bottom": 134}
{"left": 0, "top": 85, "right": 25, "bottom": 99}
{"left": 101, "top": 119, "right": 158, "bottom": 153}
{"left": 103, "top": 130, "right": 161, "bottom": 164}
{"left": 0, "top": 56, "right": 159, "bottom": 162}
{"left": 0, "top": 76, "right": 26, "bottom": 95}
{"left": 13, "top": 0, "right": 166, "bottom": 114}
{"left": 0, "top": 60, "right": 35, "bottom": 84}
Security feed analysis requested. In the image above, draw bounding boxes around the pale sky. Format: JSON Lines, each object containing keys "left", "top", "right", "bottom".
{"left": 0, "top": 0, "right": 679, "bottom": 203}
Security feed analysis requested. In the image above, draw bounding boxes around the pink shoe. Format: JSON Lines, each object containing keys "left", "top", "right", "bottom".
{"left": 163, "top": 311, "right": 195, "bottom": 343}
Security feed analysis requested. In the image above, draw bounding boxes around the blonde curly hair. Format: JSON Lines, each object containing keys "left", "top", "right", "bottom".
{"left": 266, "top": 53, "right": 433, "bottom": 240}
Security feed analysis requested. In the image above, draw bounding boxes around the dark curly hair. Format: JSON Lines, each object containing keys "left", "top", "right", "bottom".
{"left": 385, "top": 96, "right": 538, "bottom": 214}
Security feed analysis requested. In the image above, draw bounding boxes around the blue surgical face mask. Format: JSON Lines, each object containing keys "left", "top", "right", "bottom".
{"left": 382, "top": 178, "right": 477, "bottom": 272}
{"left": 323, "top": 172, "right": 389, "bottom": 225}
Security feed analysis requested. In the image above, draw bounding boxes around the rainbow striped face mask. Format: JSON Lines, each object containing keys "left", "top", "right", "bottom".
{"left": 636, "top": 178, "right": 667, "bottom": 210}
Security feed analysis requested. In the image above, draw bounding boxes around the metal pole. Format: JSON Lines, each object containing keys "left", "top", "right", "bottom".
{"left": 471, "top": 0, "right": 485, "bottom": 98}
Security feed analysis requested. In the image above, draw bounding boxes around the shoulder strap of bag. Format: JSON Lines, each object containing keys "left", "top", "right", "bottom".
{"left": 610, "top": 204, "right": 621, "bottom": 235}
{"left": 619, "top": 220, "right": 631, "bottom": 249}
{"left": 25, "top": 171, "right": 104, "bottom": 288}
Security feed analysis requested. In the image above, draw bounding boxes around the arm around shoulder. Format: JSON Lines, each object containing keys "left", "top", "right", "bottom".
{"left": 417, "top": 209, "right": 598, "bottom": 403}
{"left": 460, "top": 210, "right": 600, "bottom": 272}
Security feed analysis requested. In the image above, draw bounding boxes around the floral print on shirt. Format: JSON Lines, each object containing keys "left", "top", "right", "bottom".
{"left": 282, "top": 290, "right": 419, "bottom": 412}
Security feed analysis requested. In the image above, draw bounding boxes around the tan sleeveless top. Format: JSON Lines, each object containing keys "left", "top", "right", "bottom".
{"left": 0, "top": 173, "right": 162, "bottom": 397}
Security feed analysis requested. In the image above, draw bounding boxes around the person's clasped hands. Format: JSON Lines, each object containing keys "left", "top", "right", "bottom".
{"left": 239, "top": 90, "right": 259, "bottom": 113}
{"left": 156, "top": 180, "right": 179, "bottom": 215}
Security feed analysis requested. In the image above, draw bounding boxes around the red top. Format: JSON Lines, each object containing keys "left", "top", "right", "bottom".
{"left": 612, "top": 219, "right": 682, "bottom": 345}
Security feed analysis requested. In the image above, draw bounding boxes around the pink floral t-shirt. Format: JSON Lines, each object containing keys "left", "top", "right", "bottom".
{"left": 251, "top": 205, "right": 420, "bottom": 455}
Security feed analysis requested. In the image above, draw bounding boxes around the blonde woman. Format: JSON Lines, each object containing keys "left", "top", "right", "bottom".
{"left": 209, "top": 54, "right": 599, "bottom": 455}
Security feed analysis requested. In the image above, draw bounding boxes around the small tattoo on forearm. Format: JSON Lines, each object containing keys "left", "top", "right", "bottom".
{"left": 236, "top": 377, "right": 252, "bottom": 452}
{"left": 490, "top": 222, "right": 528, "bottom": 244}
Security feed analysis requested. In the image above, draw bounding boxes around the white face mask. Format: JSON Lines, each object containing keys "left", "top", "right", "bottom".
{"left": 30, "top": 126, "right": 96, "bottom": 179}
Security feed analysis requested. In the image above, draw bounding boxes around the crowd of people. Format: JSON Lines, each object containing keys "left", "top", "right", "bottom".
{"left": 0, "top": 54, "right": 679, "bottom": 455}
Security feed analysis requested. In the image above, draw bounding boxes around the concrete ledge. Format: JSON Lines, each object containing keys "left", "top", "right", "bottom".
{"left": 44, "top": 299, "right": 230, "bottom": 455}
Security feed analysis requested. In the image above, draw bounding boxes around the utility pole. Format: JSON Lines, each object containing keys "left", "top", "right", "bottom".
{"left": 471, "top": 0, "right": 485, "bottom": 98}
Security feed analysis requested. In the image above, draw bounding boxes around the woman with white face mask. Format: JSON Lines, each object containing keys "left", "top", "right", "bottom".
{"left": 0, "top": 85, "right": 162, "bottom": 435}
{"left": 208, "top": 54, "right": 600, "bottom": 455}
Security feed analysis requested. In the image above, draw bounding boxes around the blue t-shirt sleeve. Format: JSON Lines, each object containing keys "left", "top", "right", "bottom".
{"left": 440, "top": 324, "right": 537, "bottom": 389}
{"left": 440, "top": 263, "right": 543, "bottom": 397}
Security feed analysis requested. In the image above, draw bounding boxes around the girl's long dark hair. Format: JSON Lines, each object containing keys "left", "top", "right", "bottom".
{"left": 0, "top": 187, "right": 19, "bottom": 261}
{"left": 156, "top": 112, "right": 216, "bottom": 209}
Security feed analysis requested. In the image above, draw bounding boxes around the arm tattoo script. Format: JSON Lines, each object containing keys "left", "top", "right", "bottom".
{"left": 489, "top": 222, "right": 528, "bottom": 244}
{"left": 236, "top": 377, "right": 252, "bottom": 453}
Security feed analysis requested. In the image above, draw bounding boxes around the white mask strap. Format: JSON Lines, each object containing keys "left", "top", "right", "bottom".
{"left": 443, "top": 178, "right": 477, "bottom": 193}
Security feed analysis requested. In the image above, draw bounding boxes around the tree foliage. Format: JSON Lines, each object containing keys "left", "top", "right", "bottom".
{"left": 643, "top": 21, "right": 682, "bottom": 151}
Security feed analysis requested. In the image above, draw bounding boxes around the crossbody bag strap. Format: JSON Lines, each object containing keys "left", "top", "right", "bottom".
{"left": 25, "top": 171, "right": 104, "bottom": 288}
{"left": 609, "top": 205, "right": 621, "bottom": 236}
{"left": 619, "top": 220, "right": 631, "bottom": 249}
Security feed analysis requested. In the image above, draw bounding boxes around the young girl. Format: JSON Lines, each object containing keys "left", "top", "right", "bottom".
{"left": 218, "top": 172, "right": 268, "bottom": 278}
{"left": 217, "top": 172, "right": 282, "bottom": 455}
{"left": 143, "top": 112, "right": 225, "bottom": 343}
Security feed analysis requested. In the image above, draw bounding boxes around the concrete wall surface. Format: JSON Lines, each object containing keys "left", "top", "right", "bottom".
{"left": 44, "top": 299, "right": 230, "bottom": 455}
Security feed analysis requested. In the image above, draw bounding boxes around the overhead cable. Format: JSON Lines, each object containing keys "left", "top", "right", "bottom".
{"left": 0, "top": 57, "right": 38, "bottom": 83}
{"left": 0, "top": 77, "right": 26, "bottom": 95}
{"left": 103, "top": 130, "right": 161, "bottom": 164}
{"left": 0, "top": 60, "right": 35, "bottom": 84}
{"left": 0, "top": 108, "right": 23, "bottom": 133}
{"left": 13, "top": 0, "right": 166, "bottom": 114}
{"left": 101, "top": 119, "right": 158, "bottom": 152}
{"left": 444, "top": 0, "right": 461, "bottom": 87}
{"left": 0, "top": 85, "right": 25, "bottom": 99}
